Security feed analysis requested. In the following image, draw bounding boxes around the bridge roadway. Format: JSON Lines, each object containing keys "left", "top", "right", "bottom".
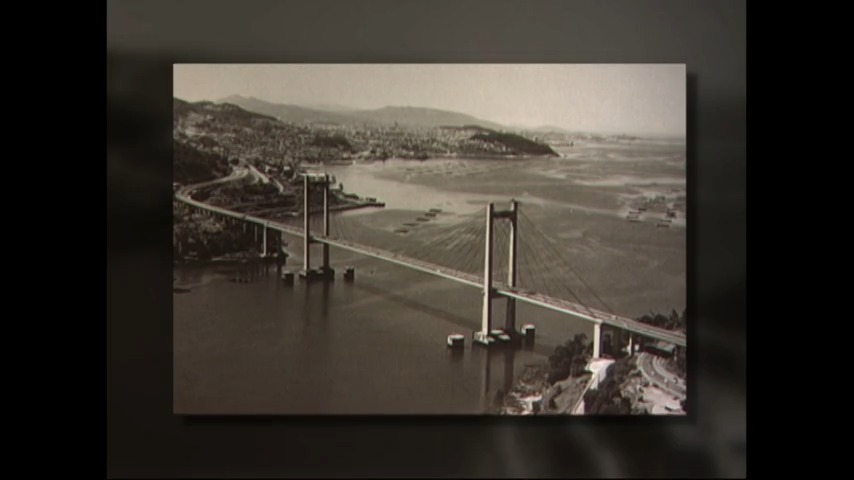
{"left": 175, "top": 171, "right": 687, "bottom": 347}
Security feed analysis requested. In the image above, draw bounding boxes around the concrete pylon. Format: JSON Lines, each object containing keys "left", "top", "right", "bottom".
{"left": 303, "top": 174, "right": 311, "bottom": 271}
{"left": 262, "top": 223, "right": 267, "bottom": 257}
{"left": 322, "top": 173, "right": 330, "bottom": 270}
{"left": 474, "top": 203, "right": 494, "bottom": 346}
{"left": 593, "top": 322, "right": 602, "bottom": 359}
{"left": 505, "top": 199, "right": 518, "bottom": 333}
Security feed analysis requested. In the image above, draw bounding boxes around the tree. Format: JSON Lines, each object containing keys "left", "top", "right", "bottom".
{"left": 284, "top": 155, "right": 302, "bottom": 180}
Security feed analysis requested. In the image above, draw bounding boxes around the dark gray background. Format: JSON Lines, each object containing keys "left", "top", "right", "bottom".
{"left": 107, "top": 0, "right": 746, "bottom": 477}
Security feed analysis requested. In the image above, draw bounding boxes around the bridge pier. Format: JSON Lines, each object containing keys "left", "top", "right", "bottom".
{"left": 322, "top": 173, "right": 332, "bottom": 274}
{"left": 299, "top": 173, "right": 335, "bottom": 282}
{"left": 475, "top": 201, "right": 522, "bottom": 347}
{"left": 473, "top": 203, "right": 495, "bottom": 347}
{"left": 262, "top": 223, "right": 267, "bottom": 257}
{"left": 505, "top": 199, "right": 518, "bottom": 334}
{"left": 319, "top": 173, "right": 335, "bottom": 278}
{"left": 303, "top": 174, "right": 311, "bottom": 273}
{"left": 593, "top": 322, "right": 602, "bottom": 359}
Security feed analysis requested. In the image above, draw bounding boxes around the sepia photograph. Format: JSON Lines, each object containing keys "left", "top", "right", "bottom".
{"left": 172, "top": 64, "right": 687, "bottom": 415}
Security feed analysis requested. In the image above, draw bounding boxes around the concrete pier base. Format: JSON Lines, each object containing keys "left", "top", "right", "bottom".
{"left": 343, "top": 266, "right": 355, "bottom": 282}
{"left": 447, "top": 334, "right": 465, "bottom": 349}
{"left": 298, "top": 267, "right": 335, "bottom": 282}
{"left": 472, "top": 331, "right": 496, "bottom": 347}
{"left": 522, "top": 324, "right": 536, "bottom": 343}
{"left": 489, "top": 329, "right": 513, "bottom": 344}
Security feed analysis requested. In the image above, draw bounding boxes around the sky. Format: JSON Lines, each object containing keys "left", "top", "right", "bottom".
{"left": 173, "top": 64, "right": 685, "bottom": 136}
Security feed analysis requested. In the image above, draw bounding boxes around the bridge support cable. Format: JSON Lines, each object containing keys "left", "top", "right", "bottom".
{"left": 420, "top": 221, "right": 482, "bottom": 275}
{"left": 416, "top": 209, "right": 487, "bottom": 253}
{"left": 329, "top": 211, "right": 349, "bottom": 242}
{"left": 463, "top": 221, "right": 487, "bottom": 276}
{"left": 517, "top": 221, "right": 596, "bottom": 319}
{"left": 520, "top": 230, "right": 587, "bottom": 306}
{"left": 516, "top": 212, "right": 587, "bottom": 304}
{"left": 517, "top": 210, "right": 615, "bottom": 315}
{"left": 447, "top": 221, "right": 486, "bottom": 276}
{"left": 405, "top": 212, "right": 486, "bottom": 272}
{"left": 425, "top": 216, "right": 482, "bottom": 254}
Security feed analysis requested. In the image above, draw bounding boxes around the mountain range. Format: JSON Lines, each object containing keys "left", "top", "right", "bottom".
{"left": 218, "top": 95, "right": 509, "bottom": 130}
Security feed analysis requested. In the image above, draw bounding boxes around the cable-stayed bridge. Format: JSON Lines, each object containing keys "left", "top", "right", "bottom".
{"left": 175, "top": 170, "right": 686, "bottom": 355}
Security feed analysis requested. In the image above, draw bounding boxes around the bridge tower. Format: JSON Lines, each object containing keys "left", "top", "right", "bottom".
{"left": 299, "top": 173, "right": 335, "bottom": 281}
{"left": 473, "top": 200, "right": 519, "bottom": 346}
{"left": 261, "top": 221, "right": 268, "bottom": 257}
{"left": 322, "top": 172, "right": 331, "bottom": 271}
{"left": 505, "top": 199, "right": 518, "bottom": 333}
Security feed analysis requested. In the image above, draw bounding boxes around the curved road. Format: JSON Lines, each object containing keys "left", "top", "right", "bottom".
{"left": 637, "top": 352, "right": 686, "bottom": 399}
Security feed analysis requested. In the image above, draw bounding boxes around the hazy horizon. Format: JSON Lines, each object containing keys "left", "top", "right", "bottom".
{"left": 174, "top": 64, "right": 686, "bottom": 137}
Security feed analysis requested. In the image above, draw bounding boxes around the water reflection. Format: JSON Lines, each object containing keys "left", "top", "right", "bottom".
{"left": 320, "top": 281, "right": 330, "bottom": 330}
{"left": 447, "top": 347, "right": 464, "bottom": 364}
{"left": 477, "top": 346, "right": 518, "bottom": 413}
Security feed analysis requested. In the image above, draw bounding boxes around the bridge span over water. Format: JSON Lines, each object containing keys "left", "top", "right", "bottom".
{"left": 175, "top": 169, "right": 686, "bottom": 354}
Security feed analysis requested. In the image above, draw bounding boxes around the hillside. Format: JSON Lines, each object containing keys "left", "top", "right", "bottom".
{"left": 470, "top": 131, "right": 559, "bottom": 156}
{"left": 173, "top": 96, "right": 560, "bottom": 169}
{"left": 174, "top": 97, "right": 280, "bottom": 126}
{"left": 173, "top": 141, "right": 231, "bottom": 184}
{"left": 218, "top": 95, "right": 506, "bottom": 130}
{"left": 218, "top": 95, "right": 354, "bottom": 125}
{"left": 358, "top": 106, "right": 506, "bottom": 130}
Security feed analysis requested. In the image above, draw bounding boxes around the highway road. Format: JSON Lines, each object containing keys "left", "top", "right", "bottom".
{"left": 637, "top": 352, "right": 686, "bottom": 399}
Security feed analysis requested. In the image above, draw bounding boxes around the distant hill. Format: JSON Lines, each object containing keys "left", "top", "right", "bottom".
{"left": 471, "top": 131, "right": 559, "bottom": 156}
{"left": 174, "top": 96, "right": 559, "bottom": 164}
{"left": 218, "top": 95, "right": 351, "bottom": 125}
{"left": 173, "top": 139, "right": 231, "bottom": 184}
{"left": 176, "top": 97, "right": 280, "bottom": 124}
{"left": 218, "top": 95, "right": 506, "bottom": 130}
{"left": 526, "top": 125, "right": 574, "bottom": 135}
{"left": 358, "top": 106, "right": 506, "bottom": 130}
{"left": 302, "top": 103, "right": 359, "bottom": 112}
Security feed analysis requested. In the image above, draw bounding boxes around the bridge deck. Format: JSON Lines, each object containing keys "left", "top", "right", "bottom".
{"left": 176, "top": 175, "right": 687, "bottom": 347}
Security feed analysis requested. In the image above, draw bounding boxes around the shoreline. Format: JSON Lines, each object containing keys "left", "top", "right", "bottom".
{"left": 337, "top": 153, "right": 558, "bottom": 165}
